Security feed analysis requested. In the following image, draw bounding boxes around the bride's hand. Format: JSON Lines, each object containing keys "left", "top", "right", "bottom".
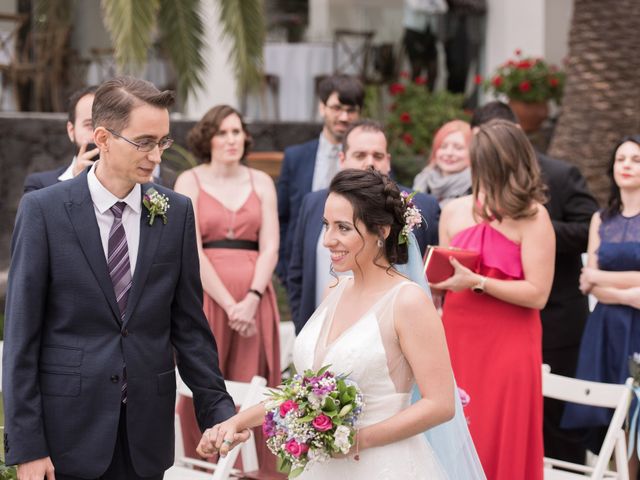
{"left": 196, "top": 421, "right": 251, "bottom": 458}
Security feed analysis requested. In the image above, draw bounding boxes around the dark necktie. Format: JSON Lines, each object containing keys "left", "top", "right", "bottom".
{"left": 108, "top": 201, "right": 131, "bottom": 403}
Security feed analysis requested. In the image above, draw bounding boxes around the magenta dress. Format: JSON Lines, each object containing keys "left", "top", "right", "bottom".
{"left": 442, "top": 223, "right": 543, "bottom": 480}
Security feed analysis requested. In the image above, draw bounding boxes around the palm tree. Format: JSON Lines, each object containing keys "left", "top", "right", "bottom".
{"left": 548, "top": 0, "right": 640, "bottom": 204}
{"left": 100, "top": 0, "right": 265, "bottom": 101}
{"left": 29, "top": 0, "right": 263, "bottom": 107}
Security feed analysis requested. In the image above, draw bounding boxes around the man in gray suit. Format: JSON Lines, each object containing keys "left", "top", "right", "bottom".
{"left": 3, "top": 77, "right": 243, "bottom": 479}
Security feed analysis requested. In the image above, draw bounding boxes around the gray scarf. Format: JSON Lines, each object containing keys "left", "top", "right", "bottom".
{"left": 412, "top": 166, "right": 471, "bottom": 206}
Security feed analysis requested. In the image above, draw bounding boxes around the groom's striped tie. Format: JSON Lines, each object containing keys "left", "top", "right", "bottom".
{"left": 108, "top": 201, "right": 131, "bottom": 403}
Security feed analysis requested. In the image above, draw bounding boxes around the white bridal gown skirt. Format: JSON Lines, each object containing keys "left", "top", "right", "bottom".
{"left": 298, "top": 432, "right": 447, "bottom": 480}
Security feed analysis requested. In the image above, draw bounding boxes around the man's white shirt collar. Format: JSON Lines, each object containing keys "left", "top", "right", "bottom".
{"left": 87, "top": 161, "right": 141, "bottom": 214}
{"left": 57, "top": 156, "right": 77, "bottom": 182}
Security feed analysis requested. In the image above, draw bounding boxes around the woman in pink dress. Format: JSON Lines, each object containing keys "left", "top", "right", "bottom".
{"left": 432, "top": 119, "right": 555, "bottom": 479}
{"left": 174, "top": 105, "right": 281, "bottom": 474}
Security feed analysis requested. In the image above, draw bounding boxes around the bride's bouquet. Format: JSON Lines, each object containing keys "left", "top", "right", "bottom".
{"left": 262, "top": 365, "right": 364, "bottom": 477}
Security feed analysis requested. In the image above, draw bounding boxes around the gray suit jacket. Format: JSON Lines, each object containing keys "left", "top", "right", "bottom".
{"left": 3, "top": 171, "right": 235, "bottom": 477}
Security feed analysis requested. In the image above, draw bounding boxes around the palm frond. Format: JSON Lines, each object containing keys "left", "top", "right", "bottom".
{"left": 100, "top": 0, "right": 160, "bottom": 74}
{"left": 217, "top": 0, "right": 265, "bottom": 93}
{"left": 157, "top": 0, "right": 206, "bottom": 100}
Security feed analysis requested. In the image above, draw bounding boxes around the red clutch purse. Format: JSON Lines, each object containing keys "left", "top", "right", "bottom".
{"left": 423, "top": 246, "right": 480, "bottom": 283}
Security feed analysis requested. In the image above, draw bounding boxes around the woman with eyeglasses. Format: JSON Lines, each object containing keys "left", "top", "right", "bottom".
{"left": 173, "top": 105, "right": 281, "bottom": 475}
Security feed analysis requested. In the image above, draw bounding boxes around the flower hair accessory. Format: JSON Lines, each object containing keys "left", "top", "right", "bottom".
{"left": 398, "top": 191, "right": 422, "bottom": 245}
{"left": 143, "top": 187, "right": 170, "bottom": 225}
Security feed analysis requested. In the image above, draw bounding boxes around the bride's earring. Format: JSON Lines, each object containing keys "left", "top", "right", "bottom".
{"left": 377, "top": 238, "right": 384, "bottom": 248}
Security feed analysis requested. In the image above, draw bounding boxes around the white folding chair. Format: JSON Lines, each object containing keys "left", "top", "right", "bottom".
{"left": 166, "top": 371, "right": 268, "bottom": 480}
{"left": 542, "top": 364, "right": 633, "bottom": 480}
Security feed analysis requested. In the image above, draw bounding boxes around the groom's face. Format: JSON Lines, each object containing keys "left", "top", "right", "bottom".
{"left": 100, "top": 103, "right": 170, "bottom": 186}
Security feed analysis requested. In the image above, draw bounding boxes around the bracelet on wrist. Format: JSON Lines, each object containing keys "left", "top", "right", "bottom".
{"left": 248, "top": 288, "right": 263, "bottom": 299}
{"left": 354, "top": 429, "right": 360, "bottom": 461}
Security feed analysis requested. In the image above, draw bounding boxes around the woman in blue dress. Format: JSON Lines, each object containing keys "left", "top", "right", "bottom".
{"left": 562, "top": 135, "right": 640, "bottom": 471}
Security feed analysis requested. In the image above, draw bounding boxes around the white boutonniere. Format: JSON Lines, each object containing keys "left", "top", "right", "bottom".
{"left": 143, "top": 187, "right": 170, "bottom": 225}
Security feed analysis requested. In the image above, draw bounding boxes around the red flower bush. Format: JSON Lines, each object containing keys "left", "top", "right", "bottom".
{"left": 484, "top": 50, "right": 565, "bottom": 103}
{"left": 402, "top": 133, "right": 414, "bottom": 146}
{"left": 399, "top": 112, "right": 411, "bottom": 124}
{"left": 389, "top": 83, "right": 406, "bottom": 96}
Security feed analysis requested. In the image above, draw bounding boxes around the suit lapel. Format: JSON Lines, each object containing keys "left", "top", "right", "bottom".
{"left": 301, "top": 139, "right": 319, "bottom": 193}
{"left": 65, "top": 174, "right": 121, "bottom": 323}
{"left": 122, "top": 183, "right": 164, "bottom": 326}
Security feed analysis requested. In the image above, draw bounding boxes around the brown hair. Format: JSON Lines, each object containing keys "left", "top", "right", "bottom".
{"left": 92, "top": 76, "right": 175, "bottom": 131}
{"left": 341, "top": 119, "right": 386, "bottom": 154}
{"left": 329, "top": 168, "right": 409, "bottom": 271}
{"left": 67, "top": 85, "right": 98, "bottom": 124}
{"left": 187, "top": 105, "right": 252, "bottom": 163}
{"left": 471, "top": 119, "right": 547, "bottom": 221}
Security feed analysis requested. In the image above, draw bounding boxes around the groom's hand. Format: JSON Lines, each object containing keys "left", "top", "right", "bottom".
{"left": 197, "top": 423, "right": 251, "bottom": 458}
{"left": 17, "top": 456, "right": 55, "bottom": 480}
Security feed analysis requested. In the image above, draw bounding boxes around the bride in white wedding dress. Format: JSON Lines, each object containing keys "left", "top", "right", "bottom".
{"left": 197, "top": 168, "right": 483, "bottom": 479}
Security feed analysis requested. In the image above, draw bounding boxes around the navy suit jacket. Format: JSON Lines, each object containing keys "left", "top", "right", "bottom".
{"left": 3, "top": 172, "right": 235, "bottom": 477}
{"left": 23, "top": 165, "right": 67, "bottom": 193}
{"left": 287, "top": 185, "right": 440, "bottom": 333}
{"left": 276, "top": 138, "right": 320, "bottom": 285}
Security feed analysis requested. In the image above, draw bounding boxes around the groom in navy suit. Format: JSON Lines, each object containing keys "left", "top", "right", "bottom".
{"left": 287, "top": 120, "right": 440, "bottom": 333}
{"left": 276, "top": 75, "right": 364, "bottom": 286}
{"left": 3, "top": 77, "right": 240, "bottom": 479}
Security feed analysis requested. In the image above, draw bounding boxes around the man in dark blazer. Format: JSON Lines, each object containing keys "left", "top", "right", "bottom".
{"left": 276, "top": 75, "right": 365, "bottom": 285}
{"left": 471, "top": 102, "right": 599, "bottom": 463}
{"left": 23, "top": 85, "right": 100, "bottom": 193}
{"left": 287, "top": 120, "right": 440, "bottom": 333}
{"left": 3, "top": 77, "right": 241, "bottom": 479}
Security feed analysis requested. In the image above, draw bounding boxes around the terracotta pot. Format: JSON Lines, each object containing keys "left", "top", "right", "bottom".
{"left": 508, "top": 100, "right": 549, "bottom": 133}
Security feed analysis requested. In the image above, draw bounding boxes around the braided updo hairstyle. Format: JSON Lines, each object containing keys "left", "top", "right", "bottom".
{"left": 329, "top": 168, "right": 409, "bottom": 267}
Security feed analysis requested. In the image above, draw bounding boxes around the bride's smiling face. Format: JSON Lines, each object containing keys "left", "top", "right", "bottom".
{"left": 322, "top": 193, "right": 380, "bottom": 272}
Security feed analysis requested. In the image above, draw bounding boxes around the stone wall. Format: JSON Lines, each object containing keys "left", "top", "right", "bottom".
{"left": 0, "top": 113, "right": 320, "bottom": 308}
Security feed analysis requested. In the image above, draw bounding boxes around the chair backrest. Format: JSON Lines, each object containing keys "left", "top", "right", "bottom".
{"left": 333, "top": 29, "right": 374, "bottom": 79}
{"left": 0, "top": 13, "right": 27, "bottom": 68}
{"left": 542, "top": 364, "right": 632, "bottom": 479}
{"left": 175, "top": 370, "right": 268, "bottom": 479}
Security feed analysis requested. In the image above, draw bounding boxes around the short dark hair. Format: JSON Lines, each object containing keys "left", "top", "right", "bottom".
{"left": 342, "top": 119, "right": 386, "bottom": 153}
{"left": 318, "top": 75, "right": 365, "bottom": 108}
{"left": 92, "top": 76, "right": 175, "bottom": 132}
{"left": 187, "top": 105, "right": 252, "bottom": 163}
{"left": 67, "top": 85, "right": 98, "bottom": 124}
{"left": 329, "top": 168, "right": 409, "bottom": 270}
{"left": 602, "top": 134, "right": 640, "bottom": 220}
{"left": 470, "top": 101, "right": 518, "bottom": 127}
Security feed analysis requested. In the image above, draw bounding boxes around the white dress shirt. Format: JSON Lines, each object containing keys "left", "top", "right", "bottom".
{"left": 87, "top": 162, "right": 141, "bottom": 274}
{"left": 311, "top": 133, "right": 341, "bottom": 192}
{"left": 57, "top": 156, "right": 77, "bottom": 182}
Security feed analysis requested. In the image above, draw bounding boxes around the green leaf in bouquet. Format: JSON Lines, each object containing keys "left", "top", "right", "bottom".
{"left": 324, "top": 410, "right": 338, "bottom": 418}
{"left": 297, "top": 415, "right": 315, "bottom": 423}
{"left": 347, "top": 385, "right": 358, "bottom": 397}
{"left": 277, "top": 456, "right": 292, "bottom": 475}
{"left": 322, "top": 396, "right": 337, "bottom": 412}
{"left": 338, "top": 404, "right": 353, "bottom": 417}
{"left": 317, "top": 365, "right": 332, "bottom": 376}
{"left": 290, "top": 466, "right": 305, "bottom": 478}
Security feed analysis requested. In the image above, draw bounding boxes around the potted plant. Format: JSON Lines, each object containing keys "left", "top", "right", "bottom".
{"left": 378, "top": 73, "right": 469, "bottom": 186}
{"left": 481, "top": 50, "right": 565, "bottom": 132}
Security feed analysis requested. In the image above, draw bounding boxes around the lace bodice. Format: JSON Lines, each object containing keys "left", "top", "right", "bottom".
{"left": 597, "top": 212, "right": 640, "bottom": 272}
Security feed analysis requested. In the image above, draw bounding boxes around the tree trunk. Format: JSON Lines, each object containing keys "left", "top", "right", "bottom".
{"left": 548, "top": 0, "right": 640, "bottom": 205}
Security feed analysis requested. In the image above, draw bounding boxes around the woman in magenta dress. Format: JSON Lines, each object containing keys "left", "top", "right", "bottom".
{"left": 432, "top": 119, "right": 555, "bottom": 480}
{"left": 173, "top": 105, "right": 281, "bottom": 474}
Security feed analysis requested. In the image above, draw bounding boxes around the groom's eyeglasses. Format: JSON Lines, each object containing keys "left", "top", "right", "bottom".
{"left": 106, "top": 128, "right": 174, "bottom": 152}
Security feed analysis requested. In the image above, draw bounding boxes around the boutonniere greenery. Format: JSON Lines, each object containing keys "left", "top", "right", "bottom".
{"left": 143, "top": 187, "right": 170, "bottom": 225}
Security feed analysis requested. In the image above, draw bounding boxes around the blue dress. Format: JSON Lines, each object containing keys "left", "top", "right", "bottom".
{"left": 562, "top": 212, "right": 640, "bottom": 431}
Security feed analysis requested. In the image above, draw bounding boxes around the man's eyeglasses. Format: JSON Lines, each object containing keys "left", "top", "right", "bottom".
{"left": 326, "top": 103, "right": 360, "bottom": 115}
{"left": 106, "top": 128, "right": 174, "bottom": 152}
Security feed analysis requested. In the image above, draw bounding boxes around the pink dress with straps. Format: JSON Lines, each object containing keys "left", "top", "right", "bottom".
{"left": 442, "top": 223, "right": 543, "bottom": 480}
{"left": 176, "top": 168, "right": 281, "bottom": 475}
